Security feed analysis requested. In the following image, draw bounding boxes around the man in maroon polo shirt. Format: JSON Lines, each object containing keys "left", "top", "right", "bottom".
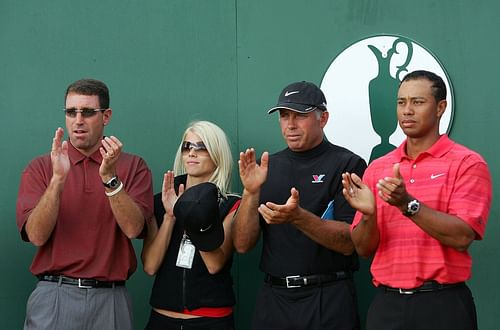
{"left": 16, "top": 79, "right": 153, "bottom": 330}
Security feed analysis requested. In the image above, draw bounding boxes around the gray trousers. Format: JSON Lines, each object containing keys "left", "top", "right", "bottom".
{"left": 24, "top": 280, "right": 133, "bottom": 330}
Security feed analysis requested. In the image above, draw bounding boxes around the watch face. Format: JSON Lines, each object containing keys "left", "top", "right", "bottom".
{"left": 108, "top": 178, "right": 119, "bottom": 189}
{"left": 104, "top": 176, "right": 119, "bottom": 189}
{"left": 407, "top": 200, "right": 420, "bottom": 215}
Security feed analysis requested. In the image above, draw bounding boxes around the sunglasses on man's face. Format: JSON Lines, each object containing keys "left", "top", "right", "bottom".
{"left": 63, "top": 108, "right": 106, "bottom": 118}
{"left": 181, "top": 141, "right": 208, "bottom": 153}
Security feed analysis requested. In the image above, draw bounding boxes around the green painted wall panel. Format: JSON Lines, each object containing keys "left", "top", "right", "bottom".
{"left": 1, "top": 1, "right": 499, "bottom": 329}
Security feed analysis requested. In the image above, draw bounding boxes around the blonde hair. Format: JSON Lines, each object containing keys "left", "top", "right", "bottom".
{"left": 173, "top": 121, "right": 233, "bottom": 196}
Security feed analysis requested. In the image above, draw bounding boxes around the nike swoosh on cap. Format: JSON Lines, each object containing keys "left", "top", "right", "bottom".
{"left": 284, "top": 91, "right": 300, "bottom": 97}
{"left": 199, "top": 224, "right": 213, "bottom": 232}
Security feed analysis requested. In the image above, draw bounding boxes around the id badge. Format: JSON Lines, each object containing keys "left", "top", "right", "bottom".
{"left": 176, "top": 234, "right": 195, "bottom": 269}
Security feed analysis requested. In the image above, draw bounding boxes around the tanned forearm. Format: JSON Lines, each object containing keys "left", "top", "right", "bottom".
{"left": 351, "top": 213, "right": 379, "bottom": 257}
{"left": 142, "top": 214, "right": 175, "bottom": 275}
{"left": 292, "top": 207, "right": 354, "bottom": 255}
{"left": 232, "top": 189, "right": 261, "bottom": 253}
{"left": 407, "top": 204, "right": 475, "bottom": 251}
{"left": 25, "top": 176, "right": 65, "bottom": 246}
{"left": 107, "top": 190, "right": 145, "bottom": 238}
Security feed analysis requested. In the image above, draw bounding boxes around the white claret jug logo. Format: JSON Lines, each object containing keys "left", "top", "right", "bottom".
{"left": 321, "top": 35, "right": 454, "bottom": 163}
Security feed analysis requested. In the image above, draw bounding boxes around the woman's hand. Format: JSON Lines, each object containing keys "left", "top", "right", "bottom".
{"left": 162, "top": 170, "right": 184, "bottom": 217}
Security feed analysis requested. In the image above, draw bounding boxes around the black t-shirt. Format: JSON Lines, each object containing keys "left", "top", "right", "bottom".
{"left": 260, "top": 140, "right": 367, "bottom": 276}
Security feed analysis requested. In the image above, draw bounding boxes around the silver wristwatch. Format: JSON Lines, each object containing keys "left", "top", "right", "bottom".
{"left": 403, "top": 199, "right": 421, "bottom": 217}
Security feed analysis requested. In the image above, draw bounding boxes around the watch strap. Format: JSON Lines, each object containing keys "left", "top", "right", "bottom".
{"left": 105, "top": 181, "right": 124, "bottom": 197}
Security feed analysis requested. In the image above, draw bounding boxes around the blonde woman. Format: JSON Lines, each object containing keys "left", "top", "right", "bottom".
{"left": 142, "top": 121, "right": 240, "bottom": 330}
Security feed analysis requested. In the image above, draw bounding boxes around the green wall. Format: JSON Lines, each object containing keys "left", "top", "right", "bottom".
{"left": 1, "top": 1, "right": 499, "bottom": 329}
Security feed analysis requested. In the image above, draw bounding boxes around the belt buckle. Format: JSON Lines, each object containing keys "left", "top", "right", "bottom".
{"left": 285, "top": 275, "right": 301, "bottom": 288}
{"left": 78, "top": 279, "right": 93, "bottom": 289}
{"left": 399, "top": 288, "right": 415, "bottom": 295}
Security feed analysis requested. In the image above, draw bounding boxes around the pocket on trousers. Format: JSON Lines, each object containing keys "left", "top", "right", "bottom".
{"left": 25, "top": 282, "right": 59, "bottom": 329}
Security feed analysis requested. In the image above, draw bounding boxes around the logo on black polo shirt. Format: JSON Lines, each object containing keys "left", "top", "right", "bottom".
{"left": 320, "top": 34, "right": 454, "bottom": 164}
{"left": 312, "top": 174, "right": 325, "bottom": 183}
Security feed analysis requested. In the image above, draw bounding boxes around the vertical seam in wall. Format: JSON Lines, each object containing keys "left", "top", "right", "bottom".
{"left": 234, "top": 0, "right": 240, "bottom": 151}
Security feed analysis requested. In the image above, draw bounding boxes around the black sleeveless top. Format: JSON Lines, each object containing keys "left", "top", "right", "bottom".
{"left": 149, "top": 175, "right": 240, "bottom": 311}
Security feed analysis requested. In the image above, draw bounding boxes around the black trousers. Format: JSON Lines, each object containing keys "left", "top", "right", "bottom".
{"left": 252, "top": 279, "right": 360, "bottom": 330}
{"left": 145, "top": 309, "right": 234, "bottom": 330}
{"left": 367, "top": 284, "right": 477, "bottom": 330}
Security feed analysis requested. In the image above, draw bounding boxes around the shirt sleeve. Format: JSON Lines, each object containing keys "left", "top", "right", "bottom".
{"left": 16, "top": 157, "right": 52, "bottom": 241}
{"left": 448, "top": 155, "right": 492, "bottom": 239}
{"left": 121, "top": 156, "right": 154, "bottom": 238}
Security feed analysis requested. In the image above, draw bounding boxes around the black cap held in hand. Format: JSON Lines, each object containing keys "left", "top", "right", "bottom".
{"left": 173, "top": 182, "right": 223, "bottom": 252}
{"left": 268, "top": 81, "right": 327, "bottom": 114}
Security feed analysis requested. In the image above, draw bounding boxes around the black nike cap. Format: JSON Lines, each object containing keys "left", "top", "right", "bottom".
{"left": 268, "top": 81, "right": 327, "bottom": 114}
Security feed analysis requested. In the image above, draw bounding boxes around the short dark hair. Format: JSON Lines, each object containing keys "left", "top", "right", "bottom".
{"left": 65, "top": 79, "right": 110, "bottom": 108}
{"left": 401, "top": 70, "right": 446, "bottom": 102}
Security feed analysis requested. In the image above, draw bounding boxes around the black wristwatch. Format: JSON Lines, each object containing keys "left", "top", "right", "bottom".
{"left": 403, "top": 199, "right": 421, "bottom": 217}
{"left": 103, "top": 176, "right": 120, "bottom": 189}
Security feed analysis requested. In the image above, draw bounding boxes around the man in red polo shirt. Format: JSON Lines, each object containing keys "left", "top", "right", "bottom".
{"left": 342, "top": 70, "right": 491, "bottom": 330}
{"left": 16, "top": 79, "right": 153, "bottom": 330}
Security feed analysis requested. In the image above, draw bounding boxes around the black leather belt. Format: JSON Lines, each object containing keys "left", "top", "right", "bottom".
{"left": 381, "top": 281, "right": 465, "bottom": 295}
{"left": 38, "top": 275, "right": 126, "bottom": 289}
{"left": 265, "top": 271, "right": 352, "bottom": 289}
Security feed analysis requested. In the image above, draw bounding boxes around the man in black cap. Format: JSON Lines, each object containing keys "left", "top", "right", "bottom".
{"left": 233, "top": 81, "right": 367, "bottom": 329}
